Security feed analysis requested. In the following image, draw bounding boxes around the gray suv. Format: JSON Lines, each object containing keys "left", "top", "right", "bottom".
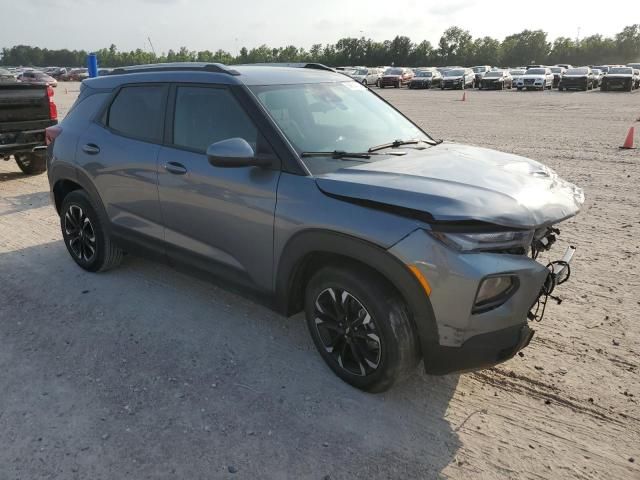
{"left": 46, "top": 63, "right": 584, "bottom": 392}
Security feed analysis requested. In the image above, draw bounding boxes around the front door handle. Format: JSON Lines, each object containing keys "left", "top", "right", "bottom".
{"left": 165, "top": 161, "right": 188, "bottom": 175}
{"left": 82, "top": 143, "right": 100, "bottom": 155}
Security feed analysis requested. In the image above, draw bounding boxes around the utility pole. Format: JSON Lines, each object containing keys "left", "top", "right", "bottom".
{"left": 148, "top": 36, "right": 157, "bottom": 57}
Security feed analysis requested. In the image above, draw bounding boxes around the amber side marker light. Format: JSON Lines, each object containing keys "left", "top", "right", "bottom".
{"left": 408, "top": 265, "right": 432, "bottom": 296}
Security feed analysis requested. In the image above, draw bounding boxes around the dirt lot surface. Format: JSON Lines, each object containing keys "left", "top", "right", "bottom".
{"left": 1, "top": 82, "right": 638, "bottom": 479}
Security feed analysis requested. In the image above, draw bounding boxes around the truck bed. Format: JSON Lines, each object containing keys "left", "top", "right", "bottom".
{"left": 0, "top": 83, "right": 56, "bottom": 156}
{"left": 0, "top": 83, "right": 51, "bottom": 125}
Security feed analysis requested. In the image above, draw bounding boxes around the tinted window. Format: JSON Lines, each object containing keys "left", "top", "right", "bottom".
{"left": 173, "top": 86, "right": 257, "bottom": 152}
{"left": 107, "top": 86, "right": 165, "bottom": 142}
{"left": 609, "top": 67, "right": 632, "bottom": 74}
{"left": 565, "top": 68, "right": 588, "bottom": 75}
{"left": 527, "top": 68, "right": 546, "bottom": 75}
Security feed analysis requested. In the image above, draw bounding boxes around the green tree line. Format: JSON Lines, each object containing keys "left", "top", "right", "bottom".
{"left": 2, "top": 25, "right": 639, "bottom": 68}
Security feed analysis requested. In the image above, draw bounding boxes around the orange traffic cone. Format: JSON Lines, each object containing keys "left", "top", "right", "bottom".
{"left": 620, "top": 126, "right": 635, "bottom": 149}
{"left": 461, "top": 91, "right": 466, "bottom": 102}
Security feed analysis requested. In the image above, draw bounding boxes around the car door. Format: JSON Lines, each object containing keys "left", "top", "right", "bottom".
{"left": 157, "top": 84, "right": 281, "bottom": 291}
{"left": 76, "top": 84, "right": 168, "bottom": 254}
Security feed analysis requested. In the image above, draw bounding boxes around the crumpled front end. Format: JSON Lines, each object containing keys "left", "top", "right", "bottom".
{"left": 389, "top": 225, "right": 576, "bottom": 374}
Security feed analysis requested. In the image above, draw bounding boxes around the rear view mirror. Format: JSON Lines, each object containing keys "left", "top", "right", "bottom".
{"left": 206, "top": 138, "right": 272, "bottom": 168}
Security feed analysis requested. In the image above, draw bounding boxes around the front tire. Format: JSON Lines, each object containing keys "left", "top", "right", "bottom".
{"left": 60, "top": 190, "right": 123, "bottom": 272}
{"left": 15, "top": 151, "right": 47, "bottom": 175}
{"left": 304, "top": 265, "right": 420, "bottom": 392}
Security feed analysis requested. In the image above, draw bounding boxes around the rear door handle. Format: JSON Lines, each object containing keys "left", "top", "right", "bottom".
{"left": 165, "top": 161, "right": 188, "bottom": 175}
{"left": 82, "top": 143, "right": 100, "bottom": 155}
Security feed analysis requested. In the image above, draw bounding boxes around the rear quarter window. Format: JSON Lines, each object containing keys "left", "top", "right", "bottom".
{"left": 62, "top": 92, "right": 110, "bottom": 129}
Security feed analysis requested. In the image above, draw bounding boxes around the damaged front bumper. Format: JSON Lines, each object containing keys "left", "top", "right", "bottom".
{"left": 389, "top": 228, "right": 577, "bottom": 375}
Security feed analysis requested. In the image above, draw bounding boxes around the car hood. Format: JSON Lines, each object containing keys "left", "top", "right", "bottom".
{"left": 444, "top": 76, "right": 463, "bottom": 80}
{"left": 314, "top": 143, "right": 584, "bottom": 229}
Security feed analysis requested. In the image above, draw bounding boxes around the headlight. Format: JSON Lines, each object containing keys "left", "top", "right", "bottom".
{"left": 474, "top": 275, "right": 518, "bottom": 312}
{"left": 429, "top": 230, "right": 534, "bottom": 253}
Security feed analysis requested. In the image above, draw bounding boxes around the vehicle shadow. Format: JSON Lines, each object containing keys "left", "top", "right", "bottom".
{"left": 0, "top": 170, "right": 28, "bottom": 183}
{"left": 0, "top": 241, "right": 461, "bottom": 479}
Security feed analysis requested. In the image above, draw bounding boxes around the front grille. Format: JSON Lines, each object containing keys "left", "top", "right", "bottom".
{"left": 524, "top": 79, "right": 535, "bottom": 85}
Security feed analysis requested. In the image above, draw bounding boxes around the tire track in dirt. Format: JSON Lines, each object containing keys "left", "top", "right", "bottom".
{"left": 471, "top": 367, "right": 636, "bottom": 426}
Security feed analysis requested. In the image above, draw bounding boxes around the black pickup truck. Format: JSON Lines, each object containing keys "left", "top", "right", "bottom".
{"left": 0, "top": 83, "right": 58, "bottom": 174}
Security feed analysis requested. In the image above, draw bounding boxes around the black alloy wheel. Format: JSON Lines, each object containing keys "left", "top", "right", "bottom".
{"left": 313, "top": 287, "right": 382, "bottom": 377}
{"left": 64, "top": 204, "right": 97, "bottom": 263}
{"left": 304, "top": 265, "right": 420, "bottom": 392}
{"left": 60, "top": 190, "right": 123, "bottom": 272}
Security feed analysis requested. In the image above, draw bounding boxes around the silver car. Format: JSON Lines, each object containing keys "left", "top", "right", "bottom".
{"left": 348, "top": 67, "right": 382, "bottom": 87}
{"left": 516, "top": 67, "right": 554, "bottom": 91}
{"left": 47, "top": 63, "right": 583, "bottom": 392}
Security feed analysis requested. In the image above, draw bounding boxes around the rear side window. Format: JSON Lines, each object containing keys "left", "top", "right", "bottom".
{"left": 107, "top": 85, "right": 165, "bottom": 142}
{"left": 172, "top": 86, "right": 257, "bottom": 152}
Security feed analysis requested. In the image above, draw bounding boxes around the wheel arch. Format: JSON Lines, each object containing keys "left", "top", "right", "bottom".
{"left": 274, "top": 230, "right": 439, "bottom": 353}
{"left": 51, "top": 165, "right": 109, "bottom": 227}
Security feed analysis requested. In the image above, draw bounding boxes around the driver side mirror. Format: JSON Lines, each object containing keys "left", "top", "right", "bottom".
{"left": 206, "top": 138, "right": 272, "bottom": 168}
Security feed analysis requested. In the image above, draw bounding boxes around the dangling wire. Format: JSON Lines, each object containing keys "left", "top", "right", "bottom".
{"left": 528, "top": 260, "right": 571, "bottom": 322}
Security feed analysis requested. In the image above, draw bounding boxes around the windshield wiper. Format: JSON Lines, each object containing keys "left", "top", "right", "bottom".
{"left": 300, "top": 150, "right": 378, "bottom": 160}
{"left": 368, "top": 139, "right": 431, "bottom": 153}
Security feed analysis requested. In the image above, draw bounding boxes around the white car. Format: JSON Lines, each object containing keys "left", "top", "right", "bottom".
{"left": 348, "top": 67, "right": 382, "bottom": 87}
{"left": 516, "top": 67, "right": 554, "bottom": 91}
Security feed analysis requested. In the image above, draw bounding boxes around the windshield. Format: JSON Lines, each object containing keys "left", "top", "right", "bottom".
{"left": 472, "top": 67, "right": 486, "bottom": 73}
{"left": 565, "top": 68, "right": 588, "bottom": 75}
{"left": 509, "top": 70, "right": 525, "bottom": 75}
{"left": 526, "top": 68, "right": 546, "bottom": 75}
{"left": 354, "top": 69, "right": 367, "bottom": 75}
{"left": 444, "top": 69, "right": 464, "bottom": 77}
{"left": 386, "top": 68, "right": 403, "bottom": 75}
{"left": 550, "top": 67, "right": 563, "bottom": 73}
{"left": 484, "top": 71, "right": 502, "bottom": 78}
{"left": 415, "top": 71, "right": 432, "bottom": 77}
{"left": 609, "top": 67, "right": 632, "bottom": 74}
{"left": 250, "top": 82, "right": 431, "bottom": 174}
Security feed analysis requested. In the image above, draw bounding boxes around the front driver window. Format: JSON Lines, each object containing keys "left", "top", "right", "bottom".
{"left": 173, "top": 86, "right": 257, "bottom": 153}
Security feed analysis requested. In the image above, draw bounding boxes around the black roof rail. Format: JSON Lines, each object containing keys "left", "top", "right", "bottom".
{"left": 237, "top": 62, "right": 336, "bottom": 72}
{"left": 108, "top": 62, "right": 240, "bottom": 76}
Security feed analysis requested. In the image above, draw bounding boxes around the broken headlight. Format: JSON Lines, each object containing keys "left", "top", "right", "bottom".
{"left": 430, "top": 230, "right": 534, "bottom": 253}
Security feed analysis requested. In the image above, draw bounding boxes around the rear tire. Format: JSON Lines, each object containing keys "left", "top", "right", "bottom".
{"left": 304, "top": 264, "right": 420, "bottom": 392}
{"left": 60, "top": 190, "right": 123, "bottom": 272}
{"left": 15, "top": 151, "right": 47, "bottom": 175}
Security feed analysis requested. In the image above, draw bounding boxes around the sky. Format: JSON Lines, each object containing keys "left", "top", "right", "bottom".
{"left": 1, "top": 0, "right": 638, "bottom": 54}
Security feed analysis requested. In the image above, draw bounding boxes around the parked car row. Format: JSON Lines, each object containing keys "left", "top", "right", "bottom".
{"left": 337, "top": 63, "right": 640, "bottom": 93}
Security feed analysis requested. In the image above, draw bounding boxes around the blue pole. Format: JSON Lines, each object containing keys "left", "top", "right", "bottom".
{"left": 87, "top": 53, "right": 98, "bottom": 78}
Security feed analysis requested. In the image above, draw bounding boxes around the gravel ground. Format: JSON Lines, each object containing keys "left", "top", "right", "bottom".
{"left": 0, "top": 82, "right": 638, "bottom": 479}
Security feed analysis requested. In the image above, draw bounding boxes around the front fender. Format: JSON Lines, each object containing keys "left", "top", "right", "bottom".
{"left": 274, "top": 229, "right": 439, "bottom": 357}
